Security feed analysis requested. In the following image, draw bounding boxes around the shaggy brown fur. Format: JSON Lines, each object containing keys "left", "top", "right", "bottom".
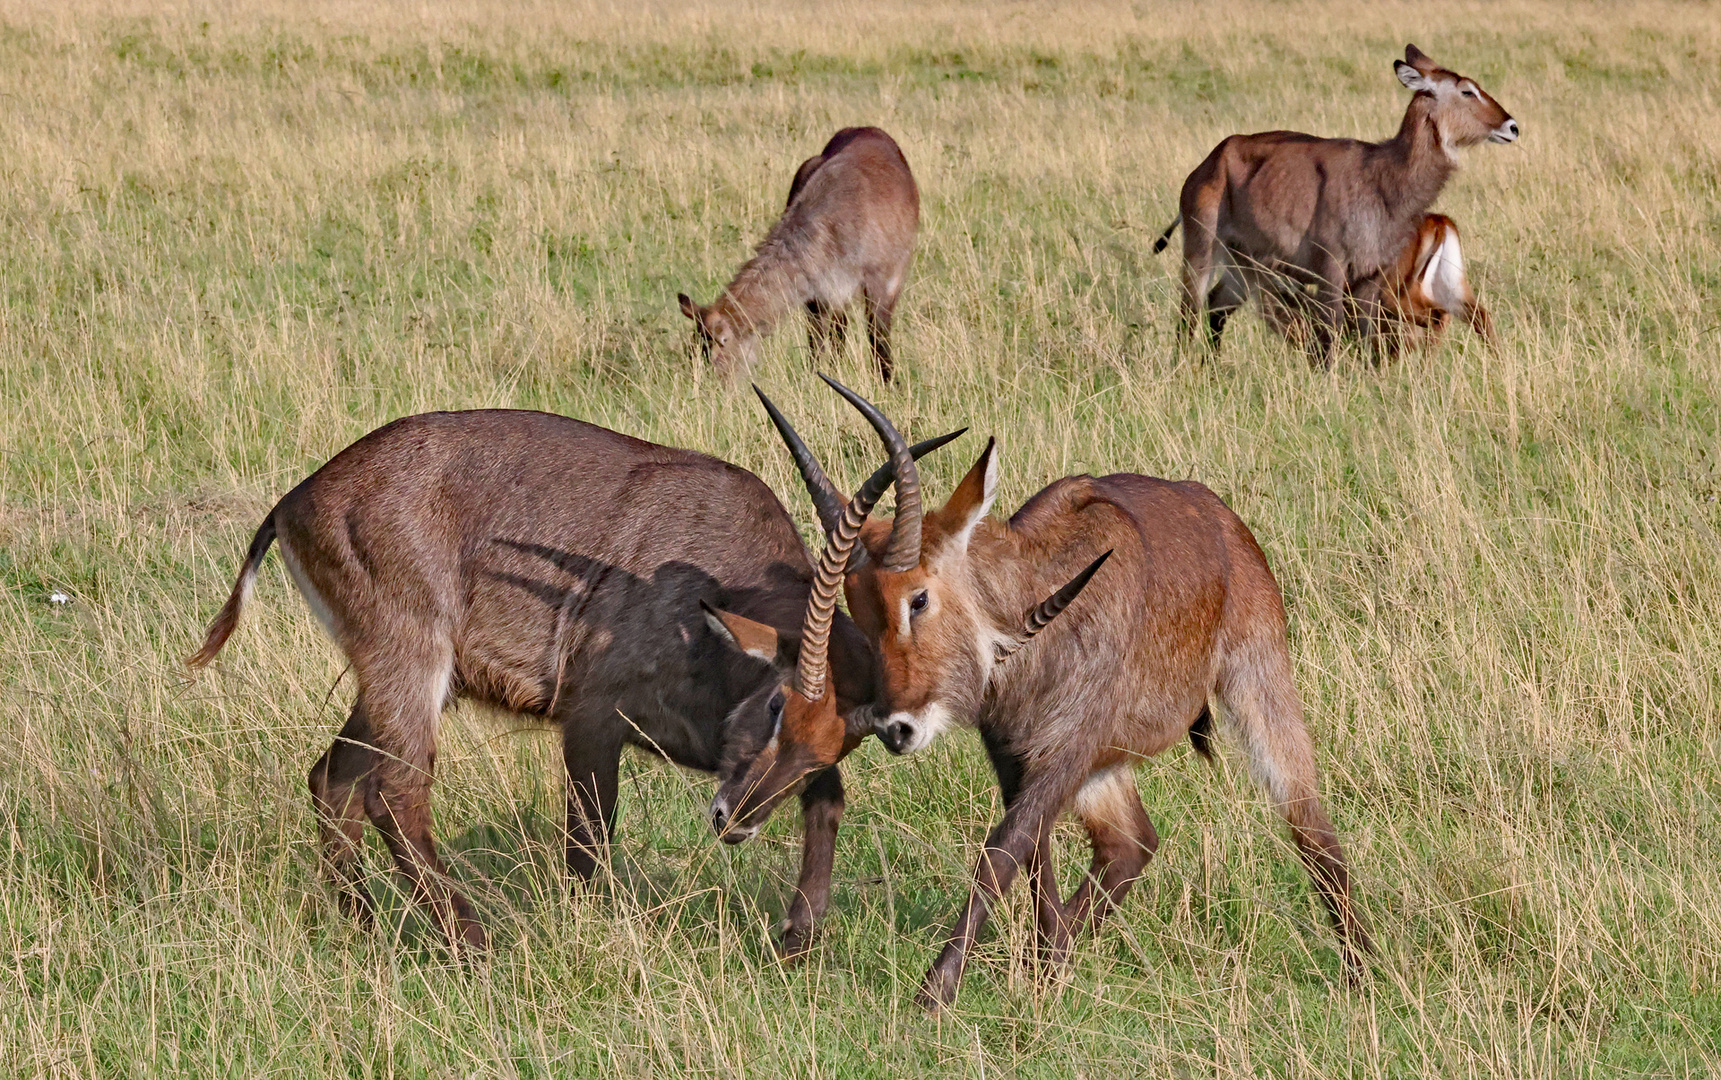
{"left": 769, "top": 394, "right": 1373, "bottom": 1011}
{"left": 1259, "top": 213, "right": 1496, "bottom": 351}
{"left": 1155, "top": 45, "right": 1515, "bottom": 366}
{"left": 188, "top": 408, "right": 940, "bottom": 955}
{"left": 679, "top": 127, "right": 919, "bottom": 381}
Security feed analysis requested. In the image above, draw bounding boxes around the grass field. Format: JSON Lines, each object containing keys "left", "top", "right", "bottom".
{"left": 2, "top": 0, "right": 1719, "bottom": 1075}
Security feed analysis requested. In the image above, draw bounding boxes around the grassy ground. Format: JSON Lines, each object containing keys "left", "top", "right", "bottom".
{"left": 2, "top": 0, "right": 1719, "bottom": 1075}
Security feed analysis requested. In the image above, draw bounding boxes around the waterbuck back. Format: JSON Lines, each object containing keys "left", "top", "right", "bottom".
{"left": 679, "top": 126, "right": 919, "bottom": 382}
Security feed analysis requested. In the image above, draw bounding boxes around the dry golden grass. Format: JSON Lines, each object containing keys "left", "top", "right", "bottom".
{"left": 2, "top": 1, "right": 1719, "bottom": 1075}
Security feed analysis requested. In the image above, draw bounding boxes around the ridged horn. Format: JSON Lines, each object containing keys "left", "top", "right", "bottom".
{"left": 817, "top": 374, "right": 922, "bottom": 571}
{"left": 796, "top": 480, "right": 887, "bottom": 701}
{"left": 993, "top": 551, "right": 1113, "bottom": 662}
{"left": 754, "top": 384, "right": 964, "bottom": 544}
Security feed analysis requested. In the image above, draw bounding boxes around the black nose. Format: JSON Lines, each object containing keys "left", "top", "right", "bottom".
{"left": 882, "top": 720, "right": 914, "bottom": 754}
{"left": 1505, "top": 119, "right": 1519, "bottom": 137}
{"left": 710, "top": 800, "right": 730, "bottom": 832}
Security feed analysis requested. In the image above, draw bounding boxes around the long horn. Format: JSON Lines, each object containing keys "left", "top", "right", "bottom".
{"left": 818, "top": 374, "right": 923, "bottom": 571}
{"left": 796, "top": 478, "right": 888, "bottom": 701}
{"left": 754, "top": 385, "right": 964, "bottom": 542}
{"left": 993, "top": 551, "right": 1113, "bottom": 662}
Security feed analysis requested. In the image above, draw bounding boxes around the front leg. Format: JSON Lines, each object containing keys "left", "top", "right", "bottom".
{"left": 917, "top": 768, "right": 1079, "bottom": 1012}
{"left": 1308, "top": 252, "right": 1347, "bottom": 370}
{"left": 1349, "top": 274, "right": 1396, "bottom": 365}
{"left": 779, "top": 765, "right": 843, "bottom": 959}
{"left": 563, "top": 721, "right": 624, "bottom": 883}
{"left": 981, "top": 729, "right": 1070, "bottom": 967}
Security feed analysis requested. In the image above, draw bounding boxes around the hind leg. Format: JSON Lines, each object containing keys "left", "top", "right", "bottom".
{"left": 1064, "top": 765, "right": 1159, "bottom": 934}
{"left": 308, "top": 697, "right": 381, "bottom": 924}
{"left": 1205, "top": 270, "right": 1248, "bottom": 351}
{"left": 1178, "top": 227, "right": 1219, "bottom": 346}
{"left": 1217, "top": 634, "right": 1371, "bottom": 976}
{"left": 355, "top": 645, "right": 486, "bottom": 951}
{"left": 863, "top": 288, "right": 898, "bottom": 383}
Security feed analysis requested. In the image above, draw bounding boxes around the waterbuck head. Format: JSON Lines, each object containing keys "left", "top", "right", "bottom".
{"left": 679, "top": 293, "right": 758, "bottom": 376}
{"left": 704, "top": 381, "right": 964, "bottom": 841}
{"left": 765, "top": 381, "right": 1106, "bottom": 757}
{"left": 1395, "top": 44, "right": 1518, "bottom": 151}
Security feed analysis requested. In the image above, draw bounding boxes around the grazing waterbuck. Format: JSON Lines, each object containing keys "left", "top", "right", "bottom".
{"left": 1154, "top": 45, "right": 1516, "bottom": 365}
{"left": 187, "top": 405, "right": 952, "bottom": 954}
{"left": 767, "top": 388, "right": 1371, "bottom": 1010}
{"left": 679, "top": 127, "right": 919, "bottom": 382}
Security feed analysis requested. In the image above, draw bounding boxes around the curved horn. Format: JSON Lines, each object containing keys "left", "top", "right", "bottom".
{"left": 818, "top": 374, "right": 923, "bottom": 571}
{"left": 994, "top": 550, "right": 1112, "bottom": 662}
{"left": 755, "top": 384, "right": 964, "bottom": 543}
{"left": 796, "top": 477, "right": 890, "bottom": 701}
{"left": 755, "top": 385, "right": 845, "bottom": 534}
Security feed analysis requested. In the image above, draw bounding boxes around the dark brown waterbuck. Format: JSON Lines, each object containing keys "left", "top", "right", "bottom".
{"left": 766, "top": 386, "right": 1371, "bottom": 1010}
{"left": 679, "top": 126, "right": 919, "bottom": 382}
{"left": 1154, "top": 45, "right": 1515, "bottom": 365}
{"left": 1259, "top": 212, "right": 1495, "bottom": 350}
{"left": 187, "top": 403, "right": 951, "bottom": 954}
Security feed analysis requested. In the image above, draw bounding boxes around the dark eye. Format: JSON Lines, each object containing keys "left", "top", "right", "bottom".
{"left": 1461, "top": 89, "right": 1477, "bottom": 98}
{"left": 768, "top": 690, "right": 785, "bottom": 735}
{"left": 910, "top": 590, "right": 929, "bottom": 614}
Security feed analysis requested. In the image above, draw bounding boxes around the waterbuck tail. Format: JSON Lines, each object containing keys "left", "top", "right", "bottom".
{"left": 1151, "top": 214, "right": 1182, "bottom": 254}
{"left": 186, "top": 517, "right": 278, "bottom": 668}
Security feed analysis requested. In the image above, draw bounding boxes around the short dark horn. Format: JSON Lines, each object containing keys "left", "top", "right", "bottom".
{"left": 994, "top": 551, "right": 1113, "bottom": 661}
{"left": 817, "top": 374, "right": 923, "bottom": 571}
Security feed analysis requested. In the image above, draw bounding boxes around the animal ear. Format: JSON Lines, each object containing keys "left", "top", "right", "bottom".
{"left": 934, "top": 437, "right": 998, "bottom": 558}
{"left": 678, "top": 293, "right": 699, "bottom": 321}
{"left": 1403, "top": 44, "right": 1438, "bottom": 75}
{"left": 701, "top": 602, "right": 780, "bottom": 663}
{"left": 1395, "top": 60, "right": 1433, "bottom": 92}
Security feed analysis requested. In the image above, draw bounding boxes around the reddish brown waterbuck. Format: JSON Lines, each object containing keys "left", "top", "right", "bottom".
{"left": 1154, "top": 45, "right": 1515, "bottom": 365}
{"left": 187, "top": 404, "right": 950, "bottom": 954}
{"left": 679, "top": 126, "right": 919, "bottom": 382}
{"left": 769, "top": 386, "right": 1372, "bottom": 1010}
{"left": 1260, "top": 213, "right": 1495, "bottom": 350}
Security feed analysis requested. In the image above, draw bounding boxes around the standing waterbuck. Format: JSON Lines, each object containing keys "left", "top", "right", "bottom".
{"left": 1155, "top": 45, "right": 1516, "bottom": 365}
{"left": 679, "top": 127, "right": 919, "bottom": 382}
{"left": 767, "top": 387, "right": 1371, "bottom": 1010}
{"left": 186, "top": 404, "right": 953, "bottom": 954}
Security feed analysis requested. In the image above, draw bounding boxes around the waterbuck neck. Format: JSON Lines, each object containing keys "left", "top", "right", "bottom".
{"left": 962, "top": 519, "right": 1064, "bottom": 647}
{"left": 715, "top": 230, "right": 813, "bottom": 339}
{"left": 1379, "top": 93, "right": 1458, "bottom": 222}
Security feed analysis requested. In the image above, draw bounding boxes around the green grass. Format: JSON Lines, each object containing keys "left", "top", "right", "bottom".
{"left": 3, "top": 1, "right": 1719, "bottom": 1075}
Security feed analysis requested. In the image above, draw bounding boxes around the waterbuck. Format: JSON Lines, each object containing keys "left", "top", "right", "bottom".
{"left": 679, "top": 127, "right": 919, "bottom": 382}
{"left": 186, "top": 403, "right": 950, "bottom": 954}
{"left": 767, "top": 386, "right": 1371, "bottom": 1010}
{"left": 1259, "top": 213, "right": 1495, "bottom": 350}
{"left": 1154, "top": 45, "right": 1516, "bottom": 365}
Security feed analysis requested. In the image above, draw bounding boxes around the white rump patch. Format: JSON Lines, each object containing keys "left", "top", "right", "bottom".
{"left": 1419, "top": 224, "right": 1468, "bottom": 313}
{"left": 276, "top": 538, "right": 339, "bottom": 642}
